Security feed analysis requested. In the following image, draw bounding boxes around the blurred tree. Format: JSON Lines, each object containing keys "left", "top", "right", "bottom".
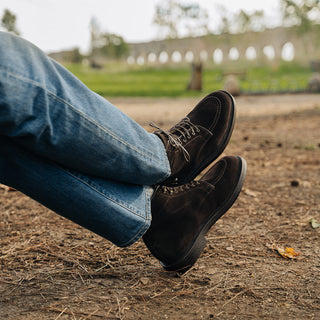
{"left": 216, "top": 6, "right": 266, "bottom": 34}
{"left": 153, "top": 0, "right": 209, "bottom": 38}
{"left": 216, "top": 5, "right": 231, "bottom": 34}
{"left": 89, "top": 17, "right": 104, "bottom": 53}
{"left": 69, "top": 48, "right": 83, "bottom": 63}
{"left": 220, "top": 16, "right": 231, "bottom": 34}
{"left": 89, "top": 17, "right": 128, "bottom": 61}
{"left": 1, "top": 9, "right": 20, "bottom": 35}
{"left": 281, "top": 0, "right": 320, "bottom": 32}
{"left": 98, "top": 33, "right": 128, "bottom": 59}
{"left": 235, "top": 10, "right": 266, "bottom": 33}
{"left": 48, "top": 48, "right": 83, "bottom": 64}
{"left": 236, "top": 10, "right": 251, "bottom": 33}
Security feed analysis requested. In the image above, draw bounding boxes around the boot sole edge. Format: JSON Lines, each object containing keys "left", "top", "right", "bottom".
{"left": 161, "top": 156, "right": 247, "bottom": 273}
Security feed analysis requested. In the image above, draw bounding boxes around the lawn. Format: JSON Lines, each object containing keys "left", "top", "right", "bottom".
{"left": 65, "top": 62, "right": 313, "bottom": 97}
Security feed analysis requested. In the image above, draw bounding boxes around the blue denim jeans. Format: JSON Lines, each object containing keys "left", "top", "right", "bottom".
{"left": 0, "top": 32, "right": 171, "bottom": 247}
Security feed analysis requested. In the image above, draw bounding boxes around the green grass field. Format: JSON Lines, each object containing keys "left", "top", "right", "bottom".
{"left": 65, "top": 62, "right": 313, "bottom": 97}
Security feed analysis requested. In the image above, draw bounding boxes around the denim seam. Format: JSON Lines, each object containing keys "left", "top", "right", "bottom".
{"left": 144, "top": 185, "right": 152, "bottom": 222}
{"left": 62, "top": 168, "right": 151, "bottom": 222}
{"left": 0, "top": 67, "right": 166, "bottom": 166}
{"left": 120, "top": 186, "right": 152, "bottom": 246}
{"left": 62, "top": 168, "right": 151, "bottom": 247}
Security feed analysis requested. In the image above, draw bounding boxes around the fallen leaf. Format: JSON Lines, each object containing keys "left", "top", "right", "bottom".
{"left": 310, "top": 218, "right": 320, "bottom": 229}
{"left": 276, "top": 247, "right": 300, "bottom": 259}
{"left": 266, "top": 244, "right": 300, "bottom": 259}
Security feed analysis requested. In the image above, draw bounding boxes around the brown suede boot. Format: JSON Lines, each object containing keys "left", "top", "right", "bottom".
{"left": 143, "top": 156, "right": 247, "bottom": 273}
{"left": 151, "top": 90, "right": 236, "bottom": 186}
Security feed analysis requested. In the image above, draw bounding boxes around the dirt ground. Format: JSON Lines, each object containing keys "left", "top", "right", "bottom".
{"left": 1, "top": 93, "right": 320, "bottom": 320}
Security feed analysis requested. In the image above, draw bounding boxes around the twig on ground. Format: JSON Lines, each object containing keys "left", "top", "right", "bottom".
{"left": 54, "top": 306, "right": 67, "bottom": 320}
{"left": 215, "top": 289, "right": 248, "bottom": 317}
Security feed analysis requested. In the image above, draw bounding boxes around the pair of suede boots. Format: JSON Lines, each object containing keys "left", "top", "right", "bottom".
{"left": 143, "top": 90, "right": 247, "bottom": 273}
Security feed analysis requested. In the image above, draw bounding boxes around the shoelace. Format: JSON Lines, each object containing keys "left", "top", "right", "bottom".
{"left": 150, "top": 117, "right": 201, "bottom": 162}
{"left": 161, "top": 180, "right": 201, "bottom": 194}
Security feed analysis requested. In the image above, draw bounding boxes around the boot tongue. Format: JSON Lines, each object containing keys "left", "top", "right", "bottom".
{"left": 153, "top": 131, "right": 169, "bottom": 147}
{"left": 154, "top": 126, "right": 190, "bottom": 162}
{"left": 150, "top": 123, "right": 176, "bottom": 148}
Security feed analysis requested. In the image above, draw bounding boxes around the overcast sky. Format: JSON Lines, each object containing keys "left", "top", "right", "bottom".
{"left": 0, "top": 0, "right": 281, "bottom": 53}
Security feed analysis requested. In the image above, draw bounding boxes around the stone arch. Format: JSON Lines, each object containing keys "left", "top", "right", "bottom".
{"left": 147, "top": 52, "right": 157, "bottom": 63}
{"left": 136, "top": 55, "right": 145, "bottom": 65}
{"left": 263, "top": 45, "right": 276, "bottom": 60}
{"left": 200, "top": 50, "right": 208, "bottom": 61}
{"left": 127, "top": 56, "right": 135, "bottom": 64}
{"left": 159, "top": 51, "right": 169, "bottom": 64}
{"left": 281, "top": 42, "right": 295, "bottom": 61}
{"left": 213, "top": 48, "right": 223, "bottom": 64}
{"left": 245, "top": 46, "right": 257, "bottom": 60}
{"left": 127, "top": 27, "right": 320, "bottom": 65}
{"left": 229, "top": 47, "right": 239, "bottom": 61}
{"left": 185, "top": 51, "right": 194, "bottom": 63}
{"left": 172, "top": 50, "right": 182, "bottom": 63}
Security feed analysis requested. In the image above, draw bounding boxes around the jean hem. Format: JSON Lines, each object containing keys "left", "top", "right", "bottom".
{"left": 62, "top": 168, "right": 152, "bottom": 247}
{"left": 117, "top": 185, "right": 153, "bottom": 247}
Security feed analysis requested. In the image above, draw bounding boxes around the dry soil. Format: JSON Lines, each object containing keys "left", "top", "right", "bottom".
{"left": 1, "top": 93, "right": 320, "bottom": 320}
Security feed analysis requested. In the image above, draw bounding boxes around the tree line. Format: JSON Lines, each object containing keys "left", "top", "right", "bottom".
{"left": 153, "top": 0, "right": 320, "bottom": 38}
{"left": 1, "top": 0, "right": 320, "bottom": 62}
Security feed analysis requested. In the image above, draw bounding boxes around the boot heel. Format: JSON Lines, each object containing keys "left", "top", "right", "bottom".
{"left": 162, "top": 235, "right": 207, "bottom": 273}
